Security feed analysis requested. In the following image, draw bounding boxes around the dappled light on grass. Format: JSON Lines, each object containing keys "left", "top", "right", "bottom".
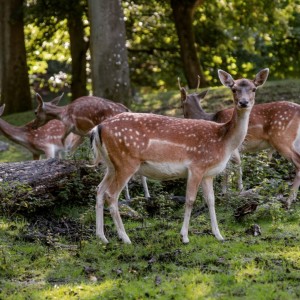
{"left": 235, "top": 261, "right": 262, "bottom": 283}
{"left": 31, "top": 280, "right": 117, "bottom": 300}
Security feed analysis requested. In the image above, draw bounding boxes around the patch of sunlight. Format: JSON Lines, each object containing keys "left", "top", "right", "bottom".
{"left": 242, "top": 62, "right": 254, "bottom": 72}
{"left": 180, "top": 270, "right": 213, "bottom": 299}
{"left": 0, "top": 220, "right": 9, "bottom": 230}
{"left": 38, "top": 280, "right": 117, "bottom": 300}
{"left": 280, "top": 248, "right": 300, "bottom": 268}
{"left": 212, "top": 55, "right": 222, "bottom": 65}
{"left": 235, "top": 262, "right": 262, "bottom": 283}
{"left": 164, "top": 36, "right": 172, "bottom": 44}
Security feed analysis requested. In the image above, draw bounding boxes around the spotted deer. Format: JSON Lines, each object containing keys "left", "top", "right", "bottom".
{"left": 90, "top": 69, "right": 269, "bottom": 244}
{"left": 32, "top": 94, "right": 149, "bottom": 200}
{"left": 0, "top": 104, "right": 82, "bottom": 160}
{"left": 180, "top": 74, "right": 300, "bottom": 209}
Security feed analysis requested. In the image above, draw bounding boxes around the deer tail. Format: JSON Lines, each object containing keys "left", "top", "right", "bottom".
{"left": 89, "top": 124, "right": 103, "bottom": 167}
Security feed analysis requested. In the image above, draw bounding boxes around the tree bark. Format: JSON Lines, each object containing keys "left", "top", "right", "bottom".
{"left": 88, "top": 0, "right": 131, "bottom": 107}
{"left": 170, "top": 0, "right": 207, "bottom": 88}
{"left": 67, "top": 8, "right": 89, "bottom": 101}
{"left": 0, "top": 159, "right": 99, "bottom": 215}
{"left": 0, "top": 0, "right": 32, "bottom": 114}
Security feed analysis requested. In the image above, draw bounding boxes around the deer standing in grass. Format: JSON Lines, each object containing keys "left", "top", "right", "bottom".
{"left": 0, "top": 104, "right": 82, "bottom": 160}
{"left": 180, "top": 73, "right": 300, "bottom": 209}
{"left": 32, "top": 94, "right": 150, "bottom": 200}
{"left": 90, "top": 69, "right": 269, "bottom": 244}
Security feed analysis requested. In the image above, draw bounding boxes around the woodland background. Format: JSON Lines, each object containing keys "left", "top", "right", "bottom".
{"left": 0, "top": 0, "right": 300, "bottom": 113}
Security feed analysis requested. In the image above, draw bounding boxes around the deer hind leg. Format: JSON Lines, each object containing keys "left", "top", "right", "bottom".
{"left": 273, "top": 143, "right": 300, "bottom": 209}
{"left": 105, "top": 167, "right": 139, "bottom": 244}
{"left": 181, "top": 171, "right": 202, "bottom": 244}
{"left": 123, "top": 175, "right": 150, "bottom": 201}
{"left": 232, "top": 150, "right": 243, "bottom": 191}
{"left": 201, "top": 176, "right": 224, "bottom": 241}
{"left": 286, "top": 154, "right": 300, "bottom": 209}
{"left": 96, "top": 170, "right": 114, "bottom": 243}
{"left": 141, "top": 176, "right": 150, "bottom": 199}
{"left": 221, "top": 149, "right": 243, "bottom": 193}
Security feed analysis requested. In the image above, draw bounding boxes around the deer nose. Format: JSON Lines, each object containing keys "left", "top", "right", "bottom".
{"left": 238, "top": 99, "right": 249, "bottom": 108}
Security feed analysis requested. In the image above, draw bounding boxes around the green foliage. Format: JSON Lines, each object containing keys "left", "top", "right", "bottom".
{"left": 22, "top": 0, "right": 300, "bottom": 92}
{"left": 0, "top": 181, "right": 44, "bottom": 215}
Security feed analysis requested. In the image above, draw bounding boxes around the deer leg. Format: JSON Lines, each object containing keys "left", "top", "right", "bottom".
{"left": 231, "top": 149, "right": 243, "bottom": 191}
{"left": 106, "top": 168, "right": 139, "bottom": 244}
{"left": 124, "top": 184, "right": 131, "bottom": 201}
{"left": 141, "top": 176, "right": 150, "bottom": 199}
{"left": 96, "top": 171, "right": 113, "bottom": 243}
{"left": 273, "top": 144, "right": 300, "bottom": 209}
{"left": 181, "top": 172, "right": 202, "bottom": 244}
{"left": 286, "top": 167, "right": 300, "bottom": 209}
{"left": 201, "top": 176, "right": 224, "bottom": 241}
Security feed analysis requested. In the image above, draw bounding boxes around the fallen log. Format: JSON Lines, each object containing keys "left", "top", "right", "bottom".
{"left": 0, "top": 158, "right": 101, "bottom": 215}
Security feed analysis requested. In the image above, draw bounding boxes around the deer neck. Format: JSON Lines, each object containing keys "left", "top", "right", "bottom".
{"left": 221, "top": 107, "right": 251, "bottom": 153}
{"left": 0, "top": 119, "right": 29, "bottom": 144}
{"left": 185, "top": 108, "right": 215, "bottom": 121}
{"left": 47, "top": 105, "right": 65, "bottom": 121}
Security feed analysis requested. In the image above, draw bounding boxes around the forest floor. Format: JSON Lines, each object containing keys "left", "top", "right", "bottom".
{"left": 1, "top": 79, "right": 300, "bottom": 299}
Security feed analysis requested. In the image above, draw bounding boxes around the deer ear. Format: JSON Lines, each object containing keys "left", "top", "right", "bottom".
{"left": 197, "top": 89, "right": 209, "bottom": 102}
{"left": 218, "top": 70, "right": 235, "bottom": 88}
{"left": 180, "top": 88, "right": 188, "bottom": 102}
{"left": 253, "top": 68, "right": 269, "bottom": 87}
{"left": 36, "top": 93, "right": 44, "bottom": 107}
{"left": 0, "top": 104, "right": 5, "bottom": 116}
{"left": 51, "top": 93, "right": 64, "bottom": 105}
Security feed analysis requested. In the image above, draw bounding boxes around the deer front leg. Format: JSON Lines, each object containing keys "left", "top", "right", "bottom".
{"left": 181, "top": 173, "right": 202, "bottom": 244}
{"left": 201, "top": 176, "right": 224, "bottom": 241}
{"left": 286, "top": 169, "right": 300, "bottom": 209}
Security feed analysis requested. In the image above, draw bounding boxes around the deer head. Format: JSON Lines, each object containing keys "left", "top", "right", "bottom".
{"left": 32, "top": 93, "right": 64, "bottom": 129}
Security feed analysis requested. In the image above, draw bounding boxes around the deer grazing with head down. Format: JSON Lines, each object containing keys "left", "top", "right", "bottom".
{"left": 180, "top": 72, "right": 300, "bottom": 209}
{"left": 0, "top": 104, "right": 82, "bottom": 159}
{"left": 90, "top": 69, "right": 269, "bottom": 244}
{"left": 32, "top": 94, "right": 150, "bottom": 200}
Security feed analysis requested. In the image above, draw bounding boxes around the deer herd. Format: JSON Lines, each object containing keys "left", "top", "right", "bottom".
{"left": 2, "top": 68, "right": 300, "bottom": 244}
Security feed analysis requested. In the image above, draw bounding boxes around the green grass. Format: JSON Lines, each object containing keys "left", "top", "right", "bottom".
{"left": 1, "top": 79, "right": 300, "bottom": 299}
{"left": 1, "top": 201, "right": 300, "bottom": 299}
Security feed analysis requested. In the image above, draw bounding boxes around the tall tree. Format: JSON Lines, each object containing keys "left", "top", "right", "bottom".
{"left": 88, "top": 0, "right": 131, "bottom": 106}
{"left": 170, "top": 0, "right": 207, "bottom": 88}
{"left": 67, "top": 1, "right": 89, "bottom": 100}
{"left": 67, "top": 19, "right": 88, "bottom": 100}
{"left": 25, "top": 0, "right": 89, "bottom": 101}
{"left": 0, "top": 0, "right": 31, "bottom": 114}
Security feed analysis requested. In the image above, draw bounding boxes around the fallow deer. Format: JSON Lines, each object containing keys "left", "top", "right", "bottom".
{"left": 180, "top": 75, "right": 300, "bottom": 209}
{"left": 32, "top": 94, "right": 150, "bottom": 200}
{"left": 0, "top": 104, "right": 82, "bottom": 160}
{"left": 90, "top": 69, "right": 269, "bottom": 244}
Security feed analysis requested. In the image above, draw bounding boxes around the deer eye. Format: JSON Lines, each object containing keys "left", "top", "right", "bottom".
{"left": 232, "top": 88, "right": 237, "bottom": 93}
{"left": 252, "top": 88, "right": 256, "bottom": 92}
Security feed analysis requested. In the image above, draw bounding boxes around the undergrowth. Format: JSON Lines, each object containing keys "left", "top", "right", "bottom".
{"left": 1, "top": 80, "right": 300, "bottom": 299}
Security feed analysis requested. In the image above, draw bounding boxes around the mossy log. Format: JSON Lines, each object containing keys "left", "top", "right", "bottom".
{"left": 0, "top": 158, "right": 101, "bottom": 215}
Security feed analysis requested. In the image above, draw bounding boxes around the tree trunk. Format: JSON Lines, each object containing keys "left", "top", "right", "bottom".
{"left": 170, "top": 0, "right": 207, "bottom": 88}
{"left": 0, "top": 0, "right": 32, "bottom": 114}
{"left": 67, "top": 10, "right": 89, "bottom": 101}
{"left": 88, "top": 0, "right": 131, "bottom": 107}
{"left": 0, "top": 159, "right": 99, "bottom": 215}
